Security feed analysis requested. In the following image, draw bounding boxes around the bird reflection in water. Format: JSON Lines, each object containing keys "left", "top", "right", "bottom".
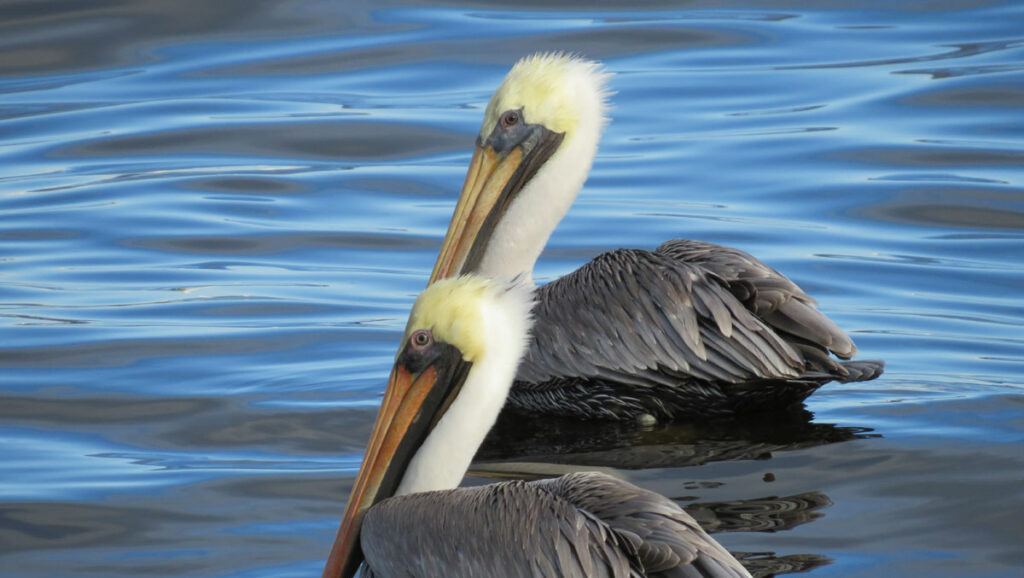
{"left": 689, "top": 492, "right": 834, "bottom": 577}
{"left": 473, "top": 409, "right": 871, "bottom": 576}
{"left": 477, "top": 407, "right": 877, "bottom": 469}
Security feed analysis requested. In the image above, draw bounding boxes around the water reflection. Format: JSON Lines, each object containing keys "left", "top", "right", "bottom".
{"left": 855, "top": 188, "right": 1024, "bottom": 230}
{"left": 735, "top": 553, "right": 832, "bottom": 578}
{"left": 477, "top": 407, "right": 876, "bottom": 469}
{"left": 687, "top": 491, "right": 831, "bottom": 533}
{"left": 690, "top": 492, "right": 834, "bottom": 577}
{"left": 0, "top": 501, "right": 215, "bottom": 552}
{"left": 475, "top": 410, "right": 850, "bottom": 577}
{"left": 780, "top": 38, "right": 1024, "bottom": 71}
{"left": 60, "top": 121, "right": 466, "bottom": 162}
{"left": 689, "top": 492, "right": 834, "bottom": 576}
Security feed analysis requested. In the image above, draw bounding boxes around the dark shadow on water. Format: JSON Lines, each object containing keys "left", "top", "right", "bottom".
{"left": 476, "top": 406, "right": 878, "bottom": 470}
{"left": 735, "top": 552, "right": 832, "bottom": 578}
{"left": 686, "top": 491, "right": 832, "bottom": 534}
{"left": 477, "top": 410, "right": 853, "bottom": 577}
{"left": 687, "top": 491, "right": 834, "bottom": 576}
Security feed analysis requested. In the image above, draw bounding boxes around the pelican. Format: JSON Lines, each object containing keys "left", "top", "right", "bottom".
{"left": 429, "top": 53, "right": 884, "bottom": 421}
{"left": 323, "top": 276, "right": 751, "bottom": 578}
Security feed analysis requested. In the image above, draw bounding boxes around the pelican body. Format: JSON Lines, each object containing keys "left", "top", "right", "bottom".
{"left": 429, "top": 53, "right": 884, "bottom": 421}
{"left": 323, "top": 277, "right": 750, "bottom": 578}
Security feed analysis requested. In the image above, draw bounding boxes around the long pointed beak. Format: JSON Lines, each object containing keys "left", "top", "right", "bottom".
{"left": 429, "top": 126, "right": 564, "bottom": 284}
{"left": 429, "top": 141, "right": 522, "bottom": 284}
{"left": 323, "top": 349, "right": 469, "bottom": 578}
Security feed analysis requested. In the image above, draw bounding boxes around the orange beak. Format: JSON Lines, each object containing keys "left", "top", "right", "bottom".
{"left": 323, "top": 343, "right": 470, "bottom": 578}
{"left": 322, "top": 364, "right": 438, "bottom": 578}
{"left": 429, "top": 142, "right": 524, "bottom": 284}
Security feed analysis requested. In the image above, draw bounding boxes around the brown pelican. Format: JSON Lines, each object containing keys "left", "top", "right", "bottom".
{"left": 323, "top": 276, "right": 751, "bottom": 578}
{"left": 429, "top": 53, "right": 884, "bottom": 421}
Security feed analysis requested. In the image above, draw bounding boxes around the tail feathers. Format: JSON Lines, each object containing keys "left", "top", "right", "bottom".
{"left": 836, "top": 360, "right": 885, "bottom": 383}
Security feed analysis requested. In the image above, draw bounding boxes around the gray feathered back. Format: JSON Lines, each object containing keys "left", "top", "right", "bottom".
{"left": 362, "top": 479, "right": 639, "bottom": 578}
{"left": 511, "top": 240, "right": 882, "bottom": 419}
{"left": 360, "top": 472, "right": 751, "bottom": 578}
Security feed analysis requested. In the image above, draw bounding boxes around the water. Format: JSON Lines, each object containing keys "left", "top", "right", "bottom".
{"left": 1, "top": 1, "right": 1022, "bottom": 576}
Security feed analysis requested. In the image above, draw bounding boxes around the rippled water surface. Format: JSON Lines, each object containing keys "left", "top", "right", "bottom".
{"left": 2, "top": 1, "right": 1022, "bottom": 577}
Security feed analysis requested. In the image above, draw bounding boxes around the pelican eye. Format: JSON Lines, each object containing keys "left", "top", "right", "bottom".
{"left": 410, "top": 329, "right": 433, "bottom": 349}
{"left": 500, "top": 109, "right": 520, "bottom": 128}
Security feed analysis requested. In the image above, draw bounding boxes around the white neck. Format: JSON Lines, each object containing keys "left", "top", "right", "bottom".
{"left": 475, "top": 93, "right": 607, "bottom": 284}
{"left": 395, "top": 282, "right": 534, "bottom": 495}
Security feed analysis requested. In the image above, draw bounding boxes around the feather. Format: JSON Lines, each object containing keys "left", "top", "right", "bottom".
{"left": 510, "top": 240, "right": 883, "bottom": 420}
{"left": 361, "top": 473, "right": 749, "bottom": 577}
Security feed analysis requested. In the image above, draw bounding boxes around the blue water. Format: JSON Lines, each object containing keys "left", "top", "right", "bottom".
{"left": 1, "top": 1, "right": 1022, "bottom": 577}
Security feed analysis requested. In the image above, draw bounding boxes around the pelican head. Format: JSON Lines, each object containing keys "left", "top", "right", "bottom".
{"left": 324, "top": 276, "right": 534, "bottom": 578}
{"left": 431, "top": 53, "right": 612, "bottom": 283}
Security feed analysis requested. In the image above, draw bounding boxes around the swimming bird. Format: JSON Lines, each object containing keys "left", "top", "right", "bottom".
{"left": 323, "top": 276, "right": 751, "bottom": 578}
{"left": 429, "top": 53, "right": 884, "bottom": 421}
